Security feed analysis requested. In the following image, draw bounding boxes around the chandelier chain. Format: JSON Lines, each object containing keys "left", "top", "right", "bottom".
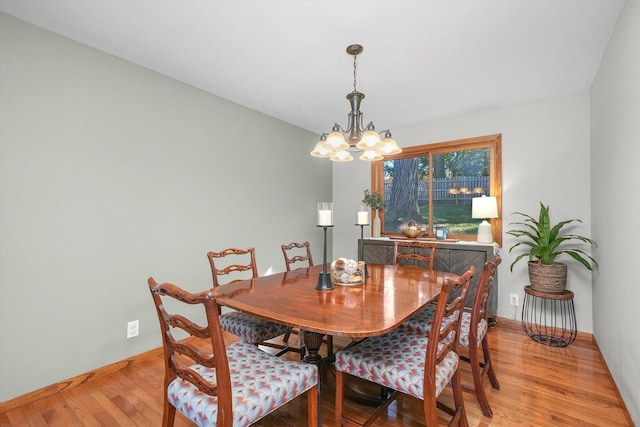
{"left": 352, "top": 52, "right": 358, "bottom": 93}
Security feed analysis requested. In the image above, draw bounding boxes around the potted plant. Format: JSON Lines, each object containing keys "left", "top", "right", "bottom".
{"left": 362, "top": 190, "right": 386, "bottom": 238}
{"left": 507, "top": 202, "right": 597, "bottom": 293}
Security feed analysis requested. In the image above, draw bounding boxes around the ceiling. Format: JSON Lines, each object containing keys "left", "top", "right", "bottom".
{"left": 0, "top": 0, "right": 625, "bottom": 135}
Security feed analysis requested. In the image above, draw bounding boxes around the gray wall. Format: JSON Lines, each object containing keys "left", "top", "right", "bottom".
{"left": 591, "top": 0, "right": 640, "bottom": 422}
{"left": 0, "top": 13, "right": 331, "bottom": 402}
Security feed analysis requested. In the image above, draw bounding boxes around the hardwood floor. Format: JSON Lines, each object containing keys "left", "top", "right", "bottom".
{"left": 0, "top": 318, "right": 633, "bottom": 426}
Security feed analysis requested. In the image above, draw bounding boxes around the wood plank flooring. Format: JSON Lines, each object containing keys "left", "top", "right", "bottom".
{"left": 0, "top": 318, "right": 633, "bottom": 426}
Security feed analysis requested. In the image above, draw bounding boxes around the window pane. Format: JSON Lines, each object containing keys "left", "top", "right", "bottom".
{"left": 383, "top": 156, "right": 430, "bottom": 233}
{"left": 433, "top": 148, "right": 489, "bottom": 236}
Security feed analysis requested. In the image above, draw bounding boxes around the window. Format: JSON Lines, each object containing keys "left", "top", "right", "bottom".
{"left": 371, "top": 134, "right": 502, "bottom": 246}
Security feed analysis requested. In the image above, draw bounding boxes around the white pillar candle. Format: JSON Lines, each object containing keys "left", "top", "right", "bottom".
{"left": 317, "top": 202, "right": 333, "bottom": 226}
{"left": 356, "top": 204, "right": 369, "bottom": 225}
{"left": 357, "top": 211, "right": 369, "bottom": 225}
{"left": 318, "top": 210, "right": 332, "bottom": 226}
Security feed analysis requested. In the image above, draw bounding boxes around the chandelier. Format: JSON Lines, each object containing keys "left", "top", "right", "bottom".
{"left": 310, "top": 44, "right": 402, "bottom": 162}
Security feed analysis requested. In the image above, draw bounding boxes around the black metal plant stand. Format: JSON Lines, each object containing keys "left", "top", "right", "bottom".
{"left": 316, "top": 225, "right": 334, "bottom": 291}
{"left": 522, "top": 285, "right": 576, "bottom": 347}
{"left": 356, "top": 223, "right": 370, "bottom": 277}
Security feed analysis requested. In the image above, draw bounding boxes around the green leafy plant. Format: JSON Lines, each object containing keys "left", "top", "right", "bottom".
{"left": 507, "top": 202, "right": 597, "bottom": 271}
{"left": 362, "top": 189, "right": 386, "bottom": 210}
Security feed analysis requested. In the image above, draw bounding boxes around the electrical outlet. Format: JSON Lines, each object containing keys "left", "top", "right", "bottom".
{"left": 509, "top": 293, "right": 519, "bottom": 306}
{"left": 127, "top": 320, "right": 139, "bottom": 339}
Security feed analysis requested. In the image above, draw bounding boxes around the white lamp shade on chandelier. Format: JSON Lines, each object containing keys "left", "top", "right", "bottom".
{"left": 472, "top": 195, "right": 498, "bottom": 244}
{"left": 310, "top": 44, "right": 402, "bottom": 162}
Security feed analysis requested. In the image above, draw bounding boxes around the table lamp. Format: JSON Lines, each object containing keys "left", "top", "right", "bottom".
{"left": 472, "top": 195, "right": 498, "bottom": 244}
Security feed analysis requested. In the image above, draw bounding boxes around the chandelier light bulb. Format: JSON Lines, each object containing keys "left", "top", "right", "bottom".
{"left": 381, "top": 136, "right": 402, "bottom": 155}
{"left": 310, "top": 140, "right": 332, "bottom": 157}
{"left": 359, "top": 150, "right": 383, "bottom": 161}
{"left": 324, "top": 131, "right": 349, "bottom": 150}
{"left": 356, "top": 130, "right": 383, "bottom": 150}
{"left": 330, "top": 150, "right": 353, "bottom": 162}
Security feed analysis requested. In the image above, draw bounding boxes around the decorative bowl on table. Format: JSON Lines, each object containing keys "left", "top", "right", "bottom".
{"left": 400, "top": 221, "right": 426, "bottom": 238}
{"left": 330, "top": 258, "right": 366, "bottom": 286}
{"left": 401, "top": 227, "right": 424, "bottom": 238}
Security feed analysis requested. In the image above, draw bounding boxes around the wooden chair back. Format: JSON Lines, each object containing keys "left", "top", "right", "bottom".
{"left": 392, "top": 241, "right": 436, "bottom": 269}
{"left": 207, "top": 247, "right": 258, "bottom": 287}
{"left": 147, "top": 278, "right": 232, "bottom": 426}
{"left": 469, "top": 255, "right": 501, "bottom": 345}
{"left": 281, "top": 241, "right": 314, "bottom": 271}
{"left": 423, "top": 266, "right": 474, "bottom": 426}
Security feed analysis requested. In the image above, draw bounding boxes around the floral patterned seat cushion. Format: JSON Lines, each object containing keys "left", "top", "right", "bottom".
{"left": 220, "top": 311, "right": 292, "bottom": 344}
{"left": 402, "top": 305, "right": 487, "bottom": 348}
{"left": 334, "top": 327, "right": 458, "bottom": 400}
{"left": 167, "top": 340, "right": 318, "bottom": 427}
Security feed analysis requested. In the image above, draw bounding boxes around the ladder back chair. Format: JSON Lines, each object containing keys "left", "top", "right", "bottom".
{"left": 334, "top": 266, "right": 475, "bottom": 427}
{"left": 393, "top": 241, "right": 437, "bottom": 269}
{"left": 148, "top": 277, "right": 318, "bottom": 427}
{"left": 281, "top": 241, "right": 314, "bottom": 271}
{"left": 207, "top": 247, "right": 303, "bottom": 359}
{"left": 281, "top": 241, "right": 333, "bottom": 357}
{"left": 402, "top": 256, "right": 502, "bottom": 417}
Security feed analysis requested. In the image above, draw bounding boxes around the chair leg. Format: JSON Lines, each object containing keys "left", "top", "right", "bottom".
{"left": 482, "top": 336, "right": 500, "bottom": 390}
{"left": 326, "top": 335, "right": 334, "bottom": 357}
{"left": 423, "top": 393, "right": 439, "bottom": 426}
{"left": 307, "top": 385, "right": 319, "bottom": 427}
{"left": 469, "top": 342, "right": 493, "bottom": 418}
{"left": 283, "top": 330, "right": 291, "bottom": 343}
{"left": 335, "top": 370, "right": 344, "bottom": 427}
{"left": 450, "top": 369, "right": 469, "bottom": 427}
{"left": 163, "top": 399, "right": 176, "bottom": 427}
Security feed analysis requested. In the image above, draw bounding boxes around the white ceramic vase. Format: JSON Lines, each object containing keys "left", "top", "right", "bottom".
{"left": 372, "top": 210, "right": 381, "bottom": 238}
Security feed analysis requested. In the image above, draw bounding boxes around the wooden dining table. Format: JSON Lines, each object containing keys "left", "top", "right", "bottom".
{"left": 212, "top": 263, "right": 460, "bottom": 365}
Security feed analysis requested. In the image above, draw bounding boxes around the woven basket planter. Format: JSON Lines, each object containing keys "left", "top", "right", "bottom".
{"left": 528, "top": 261, "right": 567, "bottom": 293}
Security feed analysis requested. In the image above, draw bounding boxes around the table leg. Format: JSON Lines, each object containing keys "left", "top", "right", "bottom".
{"left": 302, "top": 332, "right": 325, "bottom": 365}
{"left": 302, "top": 334, "right": 389, "bottom": 407}
{"left": 301, "top": 331, "right": 324, "bottom": 426}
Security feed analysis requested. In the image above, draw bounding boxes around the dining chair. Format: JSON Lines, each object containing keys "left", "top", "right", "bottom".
{"left": 207, "top": 247, "right": 304, "bottom": 359}
{"left": 392, "top": 241, "right": 437, "bottom": 269}
{"left": 334, "top": 267, "right": 475, "bottom": 427}
{"left": 147, "top": 277, "right": 319, "bottom": 427}
{"left": 281, "top": 241, "right": 314, "bottom": 271}
{"left": 281, "top": 241, "right": 334, "bottom": 357}
{"left": 402, "top": 256, "right": 502, "bottom": 417}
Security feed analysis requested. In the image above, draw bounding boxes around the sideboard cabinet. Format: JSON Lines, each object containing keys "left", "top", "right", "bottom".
{"left": 360, "top": 238, "right": 499, "bottom": 319}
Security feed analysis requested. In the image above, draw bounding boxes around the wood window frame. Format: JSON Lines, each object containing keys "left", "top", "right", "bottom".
{"left": 371, "top": 133, "right": 502, "bottom": 247}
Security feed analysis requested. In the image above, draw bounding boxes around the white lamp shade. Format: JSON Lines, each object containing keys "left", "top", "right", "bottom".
{"left": 359, "top": 150, "right": 384, "bottom": 161}
{"left": 379, "top": 137, "right": 402, "bottom": 155}
{"left": 355, "top": 130, "right": 383, "bottom": 150}
{"left": 472, "top": 195, "right": 498, "bottom": 244}
{"left": 310, "top": 140, "right": 332, "bottom": 157}
{"left": 330, "top": 150, "right": 353, "bottom": 162}
{"left": 472, "top": 196, "right": 498, "bottom": 219}
{"left": 324, "top": 131, "right": 349, "bottom": 150}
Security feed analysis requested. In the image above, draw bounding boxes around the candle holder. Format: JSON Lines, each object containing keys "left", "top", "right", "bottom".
{"left": 316, "top": 225, "right": 334, "bottom": 291}
{"left": 355, "top": 204, "right": 370, "bottom": 277}
{"left": 356, "top": 224, "right": 370, "bottom": 277}
{"left": 316, "top": 202, "right": 334, "bottom": 291}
